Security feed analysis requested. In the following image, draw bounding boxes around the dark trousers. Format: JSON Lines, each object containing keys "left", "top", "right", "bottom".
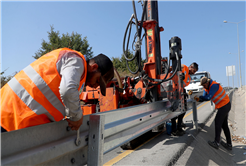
{"left": 171, "top": 112, "right": 186, "bottom": 132}
{"left": 171, "top": 88, "right": 187, "bottom": 132}
{"left": 214, "top": 102, "right": 232, "bottom": 144}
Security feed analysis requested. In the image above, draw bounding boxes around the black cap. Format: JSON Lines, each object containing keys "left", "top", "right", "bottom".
{"left": 93, "top": 54, "right": 114, "bottom": 96}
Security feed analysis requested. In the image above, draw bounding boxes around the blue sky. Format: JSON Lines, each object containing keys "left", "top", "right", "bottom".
{"left": 1, "top": 0, "right": 245, "bottom": 88}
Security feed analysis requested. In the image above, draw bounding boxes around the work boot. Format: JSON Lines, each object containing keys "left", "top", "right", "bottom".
{"left": 220, "top": 141, "right": 232, "bottom": 150}
{"left": 171, "top": 131, "right": 177, "bottom": 136}
{"left": 181, "top": 122, "right": 186, "bottom": 129}
{"left": 208, "top": 140, "right": 219, "bottom": 149}
{"left": 171, "top": 130, "right": 184, "bottom": 136}
{"left": 178, "top": 128, "right": 186, "bottom": 134}
{"left": 174, "top": 130, "right": 184, "bottom": 136}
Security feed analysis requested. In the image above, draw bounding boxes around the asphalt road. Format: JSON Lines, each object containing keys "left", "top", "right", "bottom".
{"left": 175, "top": 88, "right": 246, "bottom": 166}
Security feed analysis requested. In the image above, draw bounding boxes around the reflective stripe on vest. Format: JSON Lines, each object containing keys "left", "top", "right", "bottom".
{"left": 8, "top": 77, "right": 56, "bottom": 122}
{"left": 214, "top": 92, "right": 227, "bottom": 105}
{"left": 23, "top": 65, "right": 65, "bottom": 115}
{"left": 205, "top": 81, "right": 230, "bottom": 109}
{"left": 212, "top": 88, "right": 225, "bottom": 102}
{"left": 1, "top": 48, "right": 87, "bottom": 131}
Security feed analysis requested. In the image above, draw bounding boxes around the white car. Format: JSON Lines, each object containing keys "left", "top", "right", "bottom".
{"left": 185, "top": 71, "right": 211, "bottom": 93}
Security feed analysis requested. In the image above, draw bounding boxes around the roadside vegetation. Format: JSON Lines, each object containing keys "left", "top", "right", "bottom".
{"left": 0, "top": 70, "right": 17, "bottom": 88}
{"left": 1, "top": 26, "right": 143, "bottom": 88}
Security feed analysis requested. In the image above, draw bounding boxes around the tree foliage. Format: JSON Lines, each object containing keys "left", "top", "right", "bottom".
{"left": 1, "top": 70, "right": 17, "bottom": 88}
{"left": 33, "top": 26, "right": 93, "bottom": 60}
{"left": 112, "top": 51, "right": 146, "bottom": 77}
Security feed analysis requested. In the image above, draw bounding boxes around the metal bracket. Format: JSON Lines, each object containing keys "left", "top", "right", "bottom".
{"left": 192, "top": 100, "right": 198, "bottom": 131}
{"left": 87, "top": 115, "right": 105, "bottom": 166}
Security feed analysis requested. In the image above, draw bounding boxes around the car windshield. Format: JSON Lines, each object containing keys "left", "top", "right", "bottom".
{"left": 190, "top": 73, "right": 208, "bottom": 82}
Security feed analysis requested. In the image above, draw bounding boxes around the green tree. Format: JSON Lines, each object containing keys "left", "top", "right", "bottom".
{"left": 1, "top": 74, "right": 12, "bottom": 88}
{"left": 33, "top": 26, "right": 93, "bottom": 60}
{"left": 112, "top": 51, "right": 146, "bottom": 76}
{"left": 1, "top": 70, "right": 17, "bottom": 88}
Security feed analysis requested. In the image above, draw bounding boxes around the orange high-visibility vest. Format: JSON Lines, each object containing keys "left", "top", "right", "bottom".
{"left": 205, "top": 81, "right": 230, "bottom": 109}
{"left": 182, "top": 65, "right": 191, "bottom": 87}
{"left": 1, "top": 48, "right": 87, "bottom": 131}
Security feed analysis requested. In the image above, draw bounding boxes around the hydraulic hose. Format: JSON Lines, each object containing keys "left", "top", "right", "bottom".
{"left": 148, "top": 51, "right": 181, "bottom": 86}
{"left": 123, "top": 15, "right": 140, "bottom": 74}
{"left": 161, "top": 56, "right": 171, "bottom": 81}
{"left": 123, "top": 14, "right": 135, "bottom": 61}
{"left": 122, "top": 0, "right": 147, "bottom": 74}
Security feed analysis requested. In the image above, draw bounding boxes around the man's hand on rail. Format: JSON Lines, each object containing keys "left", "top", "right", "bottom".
{"left": 66, "top": 115, "right": 83, "bottom": 131}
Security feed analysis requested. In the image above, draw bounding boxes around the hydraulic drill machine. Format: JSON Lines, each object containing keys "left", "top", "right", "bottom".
{"left": 80, "top": 0, "right": 187, "bottom": 115}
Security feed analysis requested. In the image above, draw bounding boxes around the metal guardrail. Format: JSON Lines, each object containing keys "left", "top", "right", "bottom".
{"left": 87, "top": 99, "right": 185, "bottom": 165}
{"left": 227, "top": 89, "right": 234, "bottom": 102}
{"left": 1, "top": 116, "right": 90, "bottom": 166}
{"left": 87, "top": 89, "right": 235, "bottom": 165}
{"left": 1, "top": 98, "right": 199, "bottom": 166}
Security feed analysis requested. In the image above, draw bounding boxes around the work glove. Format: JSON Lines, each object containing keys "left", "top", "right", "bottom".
{"left": 194, "top": 96, "right": 200, "bottom": 102}
{"left": 188, "top": 90, "right": 193, "bottom": 95}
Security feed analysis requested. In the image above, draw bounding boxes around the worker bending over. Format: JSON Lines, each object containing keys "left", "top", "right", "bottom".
{"left": 1, "top": 48, "right": 114, "bottom": 132}
{"left": 194, "top": 77, "right": 232, "bottom": 150}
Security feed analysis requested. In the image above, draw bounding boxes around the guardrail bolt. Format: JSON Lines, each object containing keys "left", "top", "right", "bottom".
{"left": 75, "top": 139, "right": 81, "bottom": 146}
{"left": 71, "top": 158, "right": 75, "bottom": 164}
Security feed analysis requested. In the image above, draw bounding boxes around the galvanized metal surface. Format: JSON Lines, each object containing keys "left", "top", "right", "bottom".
{"left": 88, "top": 115, "right": 105, "bottom": 166}
{"left": 87, "top": 99, "right": 186, "bottom": 165}
{"left": 1, "top": 99, "right": 187, "bottom": 166}
{"left": 1, "top": 116, "right": 90, "bottom": 166}
{"left": 192, "top": 101, "right": 198, "bottom": 131}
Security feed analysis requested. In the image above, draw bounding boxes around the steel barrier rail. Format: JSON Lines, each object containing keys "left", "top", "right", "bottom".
{"left": 1, "top": 99, "right": 188, "bottom": 166}
{"left": 228, "top": 89, "right": 234, "bottom": 102}
{"left": 1, "top": 90, "right": 234, "bottom": 166}
{"left": 87, "top": 99, "right": 187, "bottom": 166}
{"left": 86, "top": 89, "right": 234, "bottom": 165}
{"left": 104, "top": 100, "right": 183, "bottom": 154}
{"left": 88, "top": 89, "right": 235, "bottom": 165}
{"left": 1, "top": 116, "right": 90, "bottom": 166}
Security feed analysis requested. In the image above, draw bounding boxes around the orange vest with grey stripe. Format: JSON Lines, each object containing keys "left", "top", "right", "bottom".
{"left": 205, "top": 81, "right": 230, "bottom": 109}
{"left": 182, "top": 65, "right": 191, "bottom": 87}
{"left": 1, "top": 48, "right": 87, "bottom": 131}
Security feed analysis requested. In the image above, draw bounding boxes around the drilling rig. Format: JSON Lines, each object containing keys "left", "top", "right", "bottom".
{"left": 1, "top": 1, "right": 194, "bottom": 165}
{"left": 80, "top": 0, "right": 187, "bottom": 117}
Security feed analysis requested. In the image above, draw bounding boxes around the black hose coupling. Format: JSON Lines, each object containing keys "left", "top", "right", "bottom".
{"left": 169, "top": 36, "right": 182, "bottom": 60}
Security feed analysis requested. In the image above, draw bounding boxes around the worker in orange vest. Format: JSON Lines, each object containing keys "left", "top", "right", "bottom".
{"left": 1, "top": 48, "right": 114, "bottom": 132}
{"left": 171, "top": 62, "right": 198, "bottom": 136}
{"left": 194, "top": 77, "right": 232, "bottom": 150}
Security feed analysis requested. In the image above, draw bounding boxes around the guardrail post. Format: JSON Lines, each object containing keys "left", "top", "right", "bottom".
{"left": 88, "top": 114, "right": 105, "bottom": 166}
{"left": 192, "top": 100, "right": 198, "bottom": 131}
{"left": 210, "top": 100, "right": 215, "bottom": 111}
